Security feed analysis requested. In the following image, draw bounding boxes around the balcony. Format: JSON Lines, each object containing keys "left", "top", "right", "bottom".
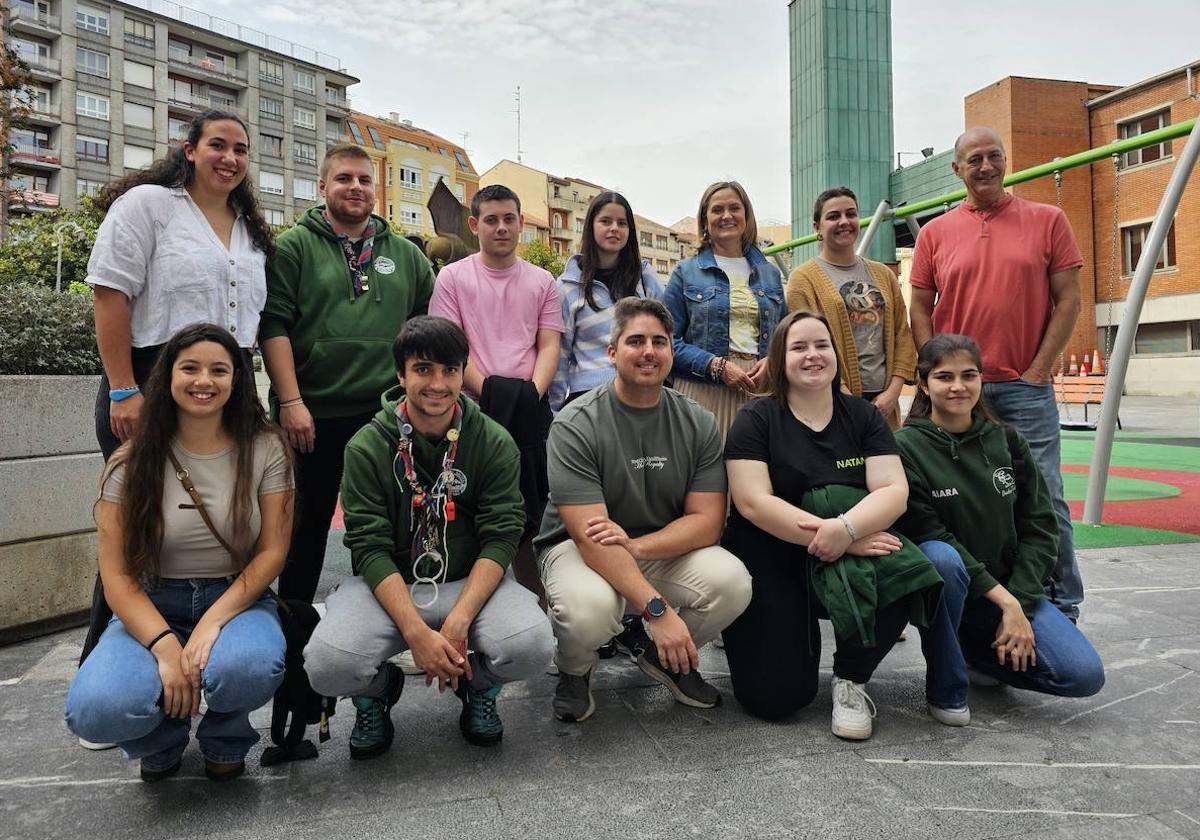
{"left": 548, "top": 194, "right": 584, "bottom": 212}
{"left": 8, "top": 189, "right": 60, "bottom": 212}
{"left": 22, "top": 54, "right": 61, "bottom": 80}
{"left": 11, "top": 146, "right": 62, "bottom": 170}
{"left": 10, "top": 4, "right": 61, "bottom": 34}
{"left": 167, "top": 51, "right": 248, "bottom": 87}
{"left": 293, "top": 151, "right": 318, "bottom": 168}
{"left": 169, "top": 90, "right": 241, "bottom": 116}
{"left": 23, "top": 102, "right": 61, "bottom": 126}
{"left": 324, "top": 91, "right": 350, "bottom": 112}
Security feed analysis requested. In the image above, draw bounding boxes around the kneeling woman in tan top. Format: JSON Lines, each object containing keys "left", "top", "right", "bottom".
{"left": 66, "top": 323, "right": 294, "bottom": 782}
{"left": 786, "top": 186, "right": 916, "bottom": 428}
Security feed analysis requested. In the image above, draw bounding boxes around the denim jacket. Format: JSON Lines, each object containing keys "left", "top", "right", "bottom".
{"left": 662, "top": 245, "right": 786, "bottom": 382}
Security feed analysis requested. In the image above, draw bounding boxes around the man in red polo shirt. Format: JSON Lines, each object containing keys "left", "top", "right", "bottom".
{"left": 909, "top": 126, "right": 1084, "bottom": 621}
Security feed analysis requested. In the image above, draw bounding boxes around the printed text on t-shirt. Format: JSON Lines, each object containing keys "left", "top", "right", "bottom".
{"left": 631, "top": 456, "right": 669, "bottom": 471}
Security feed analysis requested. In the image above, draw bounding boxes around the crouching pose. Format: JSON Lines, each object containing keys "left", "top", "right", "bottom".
{"left": 537, "top": 298, "right": 752, "bottom": 722}
{"left": 303, "top": 317, "right": 553, "bottom": 758}
{"left": 66, "top": 324, "right": 293, "bottom": 782}
{"left": 722, "top": 311, "right": 944, "bottom": 740}
{"left": 897, "top": 334, "right": 1104, "bottom": 713}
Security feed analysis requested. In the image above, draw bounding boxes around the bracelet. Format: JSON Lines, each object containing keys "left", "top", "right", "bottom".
{"left": 146, "top": 629, "right": 175, "bottom": 651}
{"left": 837, "top": 513, "right": 859, "bottom": 541}
{"left": 109, "top": 385, "right": 140, "bottom": 402}
{"left": 709, "top": 357, "right": 727, "bottom": 383}
{"left": 279, "top": 397, "right": 304, "bottom": 408}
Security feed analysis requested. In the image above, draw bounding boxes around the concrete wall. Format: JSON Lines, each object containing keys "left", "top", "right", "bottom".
{"left": 0, "top": 375, "right": 102, "bottom": 644}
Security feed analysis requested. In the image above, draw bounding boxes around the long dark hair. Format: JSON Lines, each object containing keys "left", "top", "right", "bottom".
{"left": 907, "top": 333, "right": 1002, "bottom": 425}
{"left": 577, "top": 191, "right": 646, "bottom": 311}
{"left": 95, "top": 110, "right": 275, "bottom": 259}
{"left": 101, "top": 324, "right": 290, "bottom": 584}
{"left": 764, "top": 310, "right": 842, "bottom": 404}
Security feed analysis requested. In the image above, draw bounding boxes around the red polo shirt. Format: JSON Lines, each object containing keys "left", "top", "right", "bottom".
{"left": 909, "top": 194, "right": 1083, "bottom": 382}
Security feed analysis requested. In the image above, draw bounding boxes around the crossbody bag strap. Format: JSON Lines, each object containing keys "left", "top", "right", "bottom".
{"left": 166, "top": 449, "right": 288, "bottom": 614}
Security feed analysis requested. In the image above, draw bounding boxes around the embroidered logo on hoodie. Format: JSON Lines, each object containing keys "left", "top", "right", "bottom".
{"left": 992, "top": 467, "right": 1016, "bottom": 497}
{"left": 375, "top": 256, "right": 396, "bottom": 275}
{"left": 932, "top": 487, "right": 959, "bottom": 498}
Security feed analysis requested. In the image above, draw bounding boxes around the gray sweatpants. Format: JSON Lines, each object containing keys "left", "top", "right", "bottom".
{"left": 304, "top": 573, "right": 554, "bottom": 698}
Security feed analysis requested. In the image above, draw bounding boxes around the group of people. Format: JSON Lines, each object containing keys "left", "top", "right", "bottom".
{"left": 64, "top": 110, "right": 1104, "bottom": 782}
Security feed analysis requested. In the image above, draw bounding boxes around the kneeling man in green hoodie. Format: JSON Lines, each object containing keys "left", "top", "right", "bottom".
{"left": 304, "top": 316, "right": 554, "bottom": 758}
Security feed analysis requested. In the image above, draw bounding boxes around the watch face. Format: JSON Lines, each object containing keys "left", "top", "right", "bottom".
{"left": 647, "top": 597, "right": 667, "bottom": 618}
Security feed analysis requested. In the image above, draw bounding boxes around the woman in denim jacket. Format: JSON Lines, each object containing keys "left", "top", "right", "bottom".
{"left": 663, "top": 181, "right": 785, "bottom": 439}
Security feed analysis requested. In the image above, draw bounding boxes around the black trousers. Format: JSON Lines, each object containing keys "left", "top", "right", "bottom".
{"left": 722, "top": 524, "right": 907, "bottom": 721}
{"left": 278, "top": 412, "right": 375, "bottom": 604}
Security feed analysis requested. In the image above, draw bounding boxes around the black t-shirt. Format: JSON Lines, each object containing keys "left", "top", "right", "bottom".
{"left": 724, "top": 393, "right": 898, "bottom": 509}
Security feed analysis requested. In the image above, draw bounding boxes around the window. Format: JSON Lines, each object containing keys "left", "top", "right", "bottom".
{"left": 12, "top": 127, "right": 51, "bottom": 154}
{"left": 260, "top": 133, "right": 283, "bottom": 159}
{"left": 75, "top": 4, "right": 108, "bottom": 34}
{"left": 575, "top": 218, "right": 583, "bottom": 234}
{"left": 11, "top": 172, "right": 50, "bottom": 192}
{"left": 123, "top": 101, "right": 153, "bottom": 129}
{"left": 260, "top": 96, "right": 283, "bottom": 120}
{"left": 453, "top": 183, "right": 464, "bottom": 202}
{"left": 168, "top": 77, "right": 194, "bottom": 105}
{"left": 553, "top": 185, "right": 561, "bottom": 198}
{"left": 293, "top": 106, "right": 316, "bottom": 130}
{"left": 208, "top": 87, "right": 236, "bottom": 110}
{"left": 76, "top": 92, "right": 109, "bottom": 120}
{"left": 454, "top": 151, "right": 471, "bottom": 172}
{"left": 259, "top": 59, "right": 283, "bottom": 86}
{"left": 347, "top": 122, "right": 366, "bottom": 145}
{"left": 656, "top": 235, "right": 669, "bottom": 250}
{"left": 1133, "top": 321, "right": 1198, "bottom": 355}
{"left": 325, "top": 85, "right": 344, "bottom": 105}
{"left": 13, "top": 36, "right": 50, "bottom": 65}
{"left": 386, "top": 165, "right": 393, "bottom": 186}
{"left": 22, "top": 84, "right": 51, "bottom": 112}
{"left": 398, "top": 167, "right": 421, "bottom": 188}
{"left": 657, "top": 259, "right": 670, "bottom": 273}
{"left": 124, "top": 59, "right": 154, "bottom": 89}
{"left": 398, "top": 205, "right": 422, "bottom": 227}
{"left": 640, "top": 231, "right": 653, "bottom": 247}
{"left": 521, "top": 227, "right": 535, "bottom": 243}
{"left": 1120, "top": 110, "right": 1171, "bottom": 168}
{"left": 367, "top": 126, "right": 384, "bottom": 150}
{"left": 1122, "top": 221, "right": 1177, "bottom": 275}
{"left": 77, "top": 178, "right": 104, "bottom": 198}
{"left": 264, "top": 208, "right": 285, "bottom": 226}
{"left": 124, "top": 17, "right": 154, "bottom": 48}
{"left": 294, "top": 140, "right": 317, "bottom": 166}
{"left": 293, "top": 69, "right": 315, "bottom": 94}
{"left": 76, "top": 135, "right": 108, "bottom": 162}
{"left": 326, "top": 118, "right": 343, "bottom": 143}
{"left": 259, "top": 172, "right": 284, "bottom": 195}
{"left": 294, "top": 178, "right": 317, "bottom": 201}
{"left": 77, "top": 47, "right": 109, "bottom": 78}
{"left": 124, "top": 144, "right": 153, "bottom": 170}
{"left": 168, "top": 116, "right": 189, "bottom": 143}
{"left": 167, "top": 38, "right": 190, "bottom": 63}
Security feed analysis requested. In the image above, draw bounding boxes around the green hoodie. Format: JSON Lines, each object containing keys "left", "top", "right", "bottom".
{"left": 340, "top": 385, "right": 525, "bottom": 591}
{"left": 259, "top": 207, "right": 435, "bottom": 419}
{"left": 895, "top": 414, "right": 1058, "bottom": 616}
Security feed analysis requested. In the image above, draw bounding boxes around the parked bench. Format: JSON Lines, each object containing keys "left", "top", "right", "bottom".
{"left": 1056, "top": 374, "right": 1120, "bottom": 429}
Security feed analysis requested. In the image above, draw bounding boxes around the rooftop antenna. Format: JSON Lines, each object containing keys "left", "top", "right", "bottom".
{"left": 458, "top": 131, "right": 470, "bottom": 152}
{"left": 514, "top": 86, "right": 524, "bottom": 163}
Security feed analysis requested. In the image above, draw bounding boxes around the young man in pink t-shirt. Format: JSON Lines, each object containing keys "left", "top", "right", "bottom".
{"left": 909, "top": 126, "right": 1085, "bottom": 622}
{"left": 430, "top": 184, "right": 563, "bottom": 599}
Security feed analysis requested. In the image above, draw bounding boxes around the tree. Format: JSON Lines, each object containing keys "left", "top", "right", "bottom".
{"left": 521, "top": 239, "right": 564, "bottom": 278}
{"left": 0, "top": 199, "right": 101, "bottom": 289}
{"left": 1, "top": 5, "right": 33, "bottom": 239}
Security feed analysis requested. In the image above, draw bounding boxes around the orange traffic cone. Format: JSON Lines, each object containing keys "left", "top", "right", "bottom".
{"left": 1068, "top": 354, "right": 1078, "bottom": 376}
{"left": 1091, "top": 349, "right": 1103, "bottom": 376}
{"left": 1080, "top": 355, "right": 1091, "bottom": 376}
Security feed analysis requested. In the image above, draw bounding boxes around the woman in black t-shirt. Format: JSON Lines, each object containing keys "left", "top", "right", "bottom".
{"left": 722, "top": 310, "right": 934, "bottom": 741}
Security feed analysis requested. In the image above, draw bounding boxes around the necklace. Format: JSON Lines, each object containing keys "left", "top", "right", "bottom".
{"left": 391, "top": 400, "right": 463, "bottom": 608}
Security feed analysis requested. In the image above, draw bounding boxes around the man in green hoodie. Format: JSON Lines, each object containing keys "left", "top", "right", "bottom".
{"left": 303, "top": 316, "right": 554, "bottom": 758}
{"left": 259, "top": 143, "right": 435, "bottom": 604}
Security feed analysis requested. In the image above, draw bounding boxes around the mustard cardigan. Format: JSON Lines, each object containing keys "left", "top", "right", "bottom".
{"left": 785, "top": 257, "right": 917, "bottom": 429}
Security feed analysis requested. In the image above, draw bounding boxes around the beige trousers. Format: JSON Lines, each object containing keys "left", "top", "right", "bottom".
{"left": 540, "top": 540, "right": 753, "bottom": 676}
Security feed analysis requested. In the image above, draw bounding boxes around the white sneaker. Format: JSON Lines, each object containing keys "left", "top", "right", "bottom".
{"left": 78, "top": 736, "right": 117, "bottom": 750}
{"left": 831, "top": 676, "right": 876, "bottom": 740}
{"left": 928, "top": 703, "right": 970, "bottom": 727}
{"left": 967, "top": 667, "right": 1002, "bottom": 687}
{"left": 390, "top": 649, "right": 425, "bottom": 676}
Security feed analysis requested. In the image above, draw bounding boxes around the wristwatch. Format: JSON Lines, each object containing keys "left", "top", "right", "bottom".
{"left": 109, "top": 385, "right": 140, "bottom": 402}
{"left": 642, "top": 595, "right": 669, "bottom": 621}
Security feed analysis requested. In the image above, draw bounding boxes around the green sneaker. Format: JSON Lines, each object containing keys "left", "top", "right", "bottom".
{"left": 456, "top": 682, "right": 504, "bottom": 747}
{"left": 349, "top": 663, "right": 404, "bottom": 760}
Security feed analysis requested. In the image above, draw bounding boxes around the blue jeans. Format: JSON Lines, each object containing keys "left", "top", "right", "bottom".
{"left": 983, "top": 379, "right": 1082, "bottom": 618}
{"left": 65, "top": 578, "right": 285, "bottom": 769}
{"left": 920, "top": 542, "right": 1105, "bottom": 705}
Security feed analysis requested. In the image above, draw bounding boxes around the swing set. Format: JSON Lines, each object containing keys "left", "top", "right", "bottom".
{"left": 764, "top": 116, "right": 1200, "bottom": 526}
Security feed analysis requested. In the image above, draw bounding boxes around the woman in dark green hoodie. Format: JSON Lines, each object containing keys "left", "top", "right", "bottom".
{"left": 897, "top": 334, "right": 1104, "bottom": 714}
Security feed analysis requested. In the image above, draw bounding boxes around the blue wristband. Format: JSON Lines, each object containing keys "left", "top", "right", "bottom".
{"left": 109, "top": 385, "right": 140, "bottom": 402}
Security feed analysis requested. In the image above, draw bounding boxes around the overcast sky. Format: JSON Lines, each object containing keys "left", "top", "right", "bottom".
{"left": 191, "top": 0, "right": 1200, "bottom": 227}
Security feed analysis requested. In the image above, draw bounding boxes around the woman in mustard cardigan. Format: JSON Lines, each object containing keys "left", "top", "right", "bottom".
{"left": 786, "top": 187, "right": 916, "bottom": 428}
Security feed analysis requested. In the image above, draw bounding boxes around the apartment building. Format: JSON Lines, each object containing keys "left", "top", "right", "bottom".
{"left": 480, "top": 159, "right": 687, "bottom": 273}
{"left": 343, "top": 111, "right": 477, "bottom": 238}
{"left": 4, "top": 0, "right": 357, "bottom": 225}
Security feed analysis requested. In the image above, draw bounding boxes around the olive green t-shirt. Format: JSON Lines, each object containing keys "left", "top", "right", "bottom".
{"left": 534, "top": 383, "right": 726, "bottom": 554}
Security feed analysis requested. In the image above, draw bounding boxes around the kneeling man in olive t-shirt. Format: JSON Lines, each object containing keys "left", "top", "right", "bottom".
{"left": 535, "top": 298, "right": 752, "bottom": 722}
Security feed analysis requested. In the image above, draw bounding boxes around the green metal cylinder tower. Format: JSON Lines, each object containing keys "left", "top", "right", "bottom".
{"left": 790, "top": 0, "right": 895, "bottom": 263}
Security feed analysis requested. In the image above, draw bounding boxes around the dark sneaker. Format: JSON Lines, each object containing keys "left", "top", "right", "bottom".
{"left": 204, "top": 758, "right": 246, "bottom": 782}
{"left": 553, "top": 669, "right": 596, "bottom": 722}
{"left": 456, "top": 683, "right": 504, "bottom": 746}
{"left": 614, "top": 615, "right": 652, "bottom": 660}
{"left": 349, "top": 663, "right": 404, "bottom": 760}
{"left": 636, "top": 646, "right": 721, "bottom": 709}
{"left": 140, "top": 757, "right": 182, "bottom": 783}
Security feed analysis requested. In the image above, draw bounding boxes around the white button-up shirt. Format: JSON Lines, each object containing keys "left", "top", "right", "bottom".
{"left": 85, "top": 184, "right": 267, "bottom": 348}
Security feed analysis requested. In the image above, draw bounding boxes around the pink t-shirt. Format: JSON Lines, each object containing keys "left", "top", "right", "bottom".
{"left": 909, "top": 194, "right": 1083, "bottom": 382}
{"left": 429, "top": 254, "right": 563, "bottom": 395}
